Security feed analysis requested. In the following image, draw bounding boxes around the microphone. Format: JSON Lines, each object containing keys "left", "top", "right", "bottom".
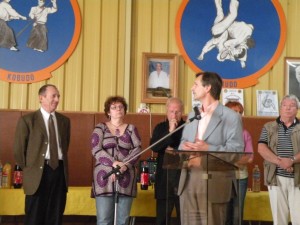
{"left": 193, "top": 106, "right": 201, "bottom": 120}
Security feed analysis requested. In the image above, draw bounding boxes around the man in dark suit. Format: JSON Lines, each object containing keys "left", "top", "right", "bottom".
{"left": 14, "top": 84, "right": 71, "bottom": 225}
{"left": 178, "top": 72, "right": 244, "bottom": 225}
{"left": 150, "top": 97, "right": 185, "bottom": 225}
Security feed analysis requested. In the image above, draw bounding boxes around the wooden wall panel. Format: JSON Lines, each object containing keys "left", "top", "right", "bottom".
{"left": 0, "top": 110, "right": 275, "bottom": 191}
{"left": 99, "top": 0, "right": 121, "bottom": 106}
{"left": 81, "top": 0, "right": 101, "bottom": 112}
{"left": 0, "top": 83, "right": 9, "bottom": 109}
{"left": 131, "top": 0, "right": 153, "bottom": 112}
{"left": 27, "top": 84, "right": 45, "bottom": 110}
{"left": 123, "top": 113, "right": 165, "bottom": 158}
{"left": 242, "top": 116, "right": 275, "bottom": 192}
{"left": 9, "top": 84, "right": 28, "bottom": 110}
{"left": 64, "top": 112, "right": 95, "bottom": 186}
{"left": 0, "top": 110, "right": 22, "bottom": 166}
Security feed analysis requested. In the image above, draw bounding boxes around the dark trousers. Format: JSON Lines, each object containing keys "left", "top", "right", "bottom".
{"left": 156, "top": 197, "right": 181, "bottom": 225}
{"left": 25, "top": 161, "right": 67, "bottom": 225}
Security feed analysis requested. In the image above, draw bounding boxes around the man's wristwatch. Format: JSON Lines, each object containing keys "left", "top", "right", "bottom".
{"left": 291, "top": 156, "right": 296, "bottom": 162}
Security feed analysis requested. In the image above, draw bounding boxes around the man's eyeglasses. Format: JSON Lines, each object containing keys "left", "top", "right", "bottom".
{"left": 110, "top": 105, "right": 124, "bottom": 110}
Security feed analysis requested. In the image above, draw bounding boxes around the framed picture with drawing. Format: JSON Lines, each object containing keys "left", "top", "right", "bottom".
{"left": 142, "top": 52, "right": 178, "bottom": 103}
{"left": 284, "top": 57, "right": 300, "bottom": 101}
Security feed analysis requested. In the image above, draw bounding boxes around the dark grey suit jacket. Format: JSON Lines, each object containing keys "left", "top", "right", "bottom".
{"left": 14, "top": 109, "right": 71, "bottom": 195}
{"left": 177, "top": 103, "right": 244, "bottom": 203}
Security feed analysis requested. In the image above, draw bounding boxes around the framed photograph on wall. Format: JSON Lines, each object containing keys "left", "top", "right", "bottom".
{"left": 142, "top": 52, "right": 178, "bottom": 103}
{"left": 285, "top": 57, "right": 300, "bottom": 101}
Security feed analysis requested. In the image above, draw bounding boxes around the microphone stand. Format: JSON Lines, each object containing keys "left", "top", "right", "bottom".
{"left": 114, "top": 175, "right": 120, "bottom": 225}
{"left": 102, "top": 112, "right": 200, "bottom": 225}
{"left": 103, "top": 113, "right": 200, "bottom": 180}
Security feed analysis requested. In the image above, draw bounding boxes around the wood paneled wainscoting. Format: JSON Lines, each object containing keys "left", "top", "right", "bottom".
{"left": 0, "top": 110, "right": 273, "bottom": 189}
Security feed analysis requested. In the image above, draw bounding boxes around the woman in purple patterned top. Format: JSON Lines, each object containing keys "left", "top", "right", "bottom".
{"left": 91, "top": 96, "right": 142, "bottom": 225}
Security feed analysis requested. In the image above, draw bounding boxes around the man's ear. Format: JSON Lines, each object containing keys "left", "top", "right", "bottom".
{"left": 205, "top": 84, "right": 211, "bottom": 94}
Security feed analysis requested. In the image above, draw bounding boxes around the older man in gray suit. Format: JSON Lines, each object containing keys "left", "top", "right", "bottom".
{"left": 178, "top": 72, "right": 244, "bottom": 225}
{"left": 14, "top": 84, "right": 71, "bottom": 225}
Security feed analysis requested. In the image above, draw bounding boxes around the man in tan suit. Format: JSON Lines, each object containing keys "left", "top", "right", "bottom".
{"left": 178, "top": 72, "right": 244, "bottom": 225}
{"left": 14, "top": 84, "right": 71, "bottom": 225}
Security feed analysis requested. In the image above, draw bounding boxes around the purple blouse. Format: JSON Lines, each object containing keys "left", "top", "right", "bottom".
{"left": 91, "top": 123, "right": 141, "bottom": 197}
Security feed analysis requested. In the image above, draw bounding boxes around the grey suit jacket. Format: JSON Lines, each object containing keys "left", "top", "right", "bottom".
{"left": 14, "top": 110, "right": 71, "bottom": 195}
{"left": 177, "top": 103, "right": 244, "bottom": 203}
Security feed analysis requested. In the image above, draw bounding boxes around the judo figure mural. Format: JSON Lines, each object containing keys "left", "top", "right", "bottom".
{"left": 0, "top": 0, "right": 81, "bottom": 83}
{"left": 0, "top": 0, "right": 27, "bottom": 51}
{"left": 27, "top": 0, "right": 58, "bottom": 53}
{"left": 175, "top": 0, "right": 286, "bottom": 88}
{"left": 197, "top": 0, "right": 255, "bottom": 68}
{"left": 0, "top": 0, "right": 58, "bottom": 53}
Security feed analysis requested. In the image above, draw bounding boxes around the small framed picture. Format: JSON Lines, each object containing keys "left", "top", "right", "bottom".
{"left": 285, "top": 57, "right": 300, "bottom": 101}
{"left": 142, "top": 52, "right": 178, "bottom": 103}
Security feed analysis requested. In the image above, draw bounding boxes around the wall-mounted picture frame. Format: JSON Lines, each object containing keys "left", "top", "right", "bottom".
{"left": 284, "top": 57, "right": 300, "bottom": 101}
{"left": 142, "top": 52, "right": 178, "bottom": 103}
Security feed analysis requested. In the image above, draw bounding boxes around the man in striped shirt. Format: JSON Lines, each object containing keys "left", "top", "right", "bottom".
{"left": 258, "top": 94, "right": 300, "bottom": 225}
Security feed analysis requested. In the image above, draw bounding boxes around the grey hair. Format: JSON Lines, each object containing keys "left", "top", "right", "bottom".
{"left": 166, "top": 97, "right": 184, "bottom": 111}
{"left": 280, "top": 94, "right": 300, "bottom": 109}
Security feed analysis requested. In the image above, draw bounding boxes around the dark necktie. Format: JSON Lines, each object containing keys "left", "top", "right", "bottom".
{"left": 48, "top": 114, "right": 58, "bottom": 169}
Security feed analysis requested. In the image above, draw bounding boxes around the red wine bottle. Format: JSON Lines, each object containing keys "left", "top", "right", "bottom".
{"left": 13, "top": 164, "right": 23, "bottom": 189}
{"left": 140, "top": 162, "right": 149, "bottom": 190}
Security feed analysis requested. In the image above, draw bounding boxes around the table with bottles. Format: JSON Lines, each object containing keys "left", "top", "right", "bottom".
{"left": 0, "top": 186, "right": 272, "bottom": 222}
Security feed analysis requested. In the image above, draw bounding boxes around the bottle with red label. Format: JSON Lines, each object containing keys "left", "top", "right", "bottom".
{"left": 13, "top": 164, "right": 23, "bottom": 189}
{"left": 140, "top": 161, "right": 149, "bottom": 190}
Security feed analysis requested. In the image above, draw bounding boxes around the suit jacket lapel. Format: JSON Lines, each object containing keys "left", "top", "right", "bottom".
{"left": 36, "top": 110, "right": 48, "bottom": 138}
{"left": 55, "top": 113, "right": 64, "bottom": 148}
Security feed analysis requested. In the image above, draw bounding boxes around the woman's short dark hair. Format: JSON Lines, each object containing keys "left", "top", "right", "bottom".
{"left": 104, "top": 96, "right": 128, "bottom": 118}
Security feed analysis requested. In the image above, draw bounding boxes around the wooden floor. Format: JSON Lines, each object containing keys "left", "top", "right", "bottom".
{"left": 0, "top": 216, "right": 277, "bottom": 225}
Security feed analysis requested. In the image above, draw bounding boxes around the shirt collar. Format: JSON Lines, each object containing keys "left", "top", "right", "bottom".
{"left": 40, "top": 107, "right": 55, "bottom": 119}
{"left": 201, "top": 100, "right": 219, "bottom": 116}
{"left": 277, "top": 116, "right": 299, "bottom": 128}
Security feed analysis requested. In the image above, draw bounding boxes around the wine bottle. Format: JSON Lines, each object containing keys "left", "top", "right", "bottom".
{"left": 140, "top": 162, "right": 149, "bottom": 190}
{"left": 13, "top": 164, "right": 23, "bottom": 189}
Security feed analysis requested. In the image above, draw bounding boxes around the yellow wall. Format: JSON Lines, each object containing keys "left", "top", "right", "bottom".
{"left": 0, "top": 0, "right": 298, "bottom": 115}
